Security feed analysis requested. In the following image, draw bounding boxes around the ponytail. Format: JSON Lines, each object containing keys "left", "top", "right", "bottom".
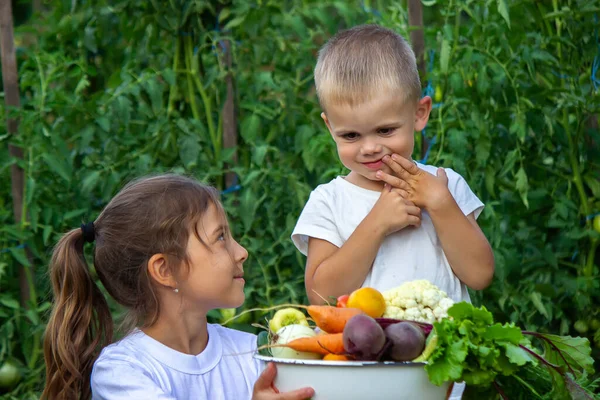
{"left": 42, "top": 228, "right": 113, "bottom": 400}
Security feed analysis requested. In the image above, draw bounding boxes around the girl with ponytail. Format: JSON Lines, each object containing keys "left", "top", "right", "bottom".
{"left": 42, "top": 174, "right": 313, "bottom": 400}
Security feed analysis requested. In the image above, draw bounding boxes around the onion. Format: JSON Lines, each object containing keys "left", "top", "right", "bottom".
{"left": 271, "top": 324, "right": 322, "bottom": 359}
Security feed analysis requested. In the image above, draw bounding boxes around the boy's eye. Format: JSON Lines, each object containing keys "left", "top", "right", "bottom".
{"left": 342, "top": 132, "right": 359, "bottom": 140}
{"left": 378, "top": 127, "right": 395, "bottom": 135}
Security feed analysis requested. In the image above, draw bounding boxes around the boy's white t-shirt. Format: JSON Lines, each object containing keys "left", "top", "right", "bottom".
{"left": 291, "top": 162, "right": 484, "bottom": 303}
{"left": 91, "top": 324, "right": 263, "bottom": 400}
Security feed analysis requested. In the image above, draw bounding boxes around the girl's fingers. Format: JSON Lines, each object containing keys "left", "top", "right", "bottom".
{"left": 276, "top": 387, "right": 316, "bottom": 400}
{"left": 253, "top": 363, "right": 276, "bottom": 393}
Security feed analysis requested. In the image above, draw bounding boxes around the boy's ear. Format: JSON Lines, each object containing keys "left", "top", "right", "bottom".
{"left": 321, "top": 112, "right": 333, "bottom": 133}
{"left": 414, "top": 96, "right": 433, "bottom": 132}
{"left": 147, "top": 254, "right": 177, "bottom": 290}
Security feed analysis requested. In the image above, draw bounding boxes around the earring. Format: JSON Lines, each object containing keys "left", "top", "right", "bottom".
{"left": 173, "top": 288, "right": 179, "bottom": 293}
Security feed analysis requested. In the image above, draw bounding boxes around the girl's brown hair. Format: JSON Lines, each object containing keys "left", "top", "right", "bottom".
{"left": 42, "top": 174, "right": 222, "bottom": 400}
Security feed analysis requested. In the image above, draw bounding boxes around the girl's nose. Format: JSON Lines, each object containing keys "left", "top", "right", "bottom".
{"left": 234, "top": 240, "right": 248, "bottom": 263}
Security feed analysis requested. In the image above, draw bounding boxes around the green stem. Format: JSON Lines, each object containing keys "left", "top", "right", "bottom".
{"left": 35, "top": 55, "right": 47, "bottom": 116}
{"left": 563, "top": 111, "right": 590, "bottom": 216}
{"left": 552, "top": 0, "right": 561, "bottom": 60}
{"left": 584, "top": 239, "right": 598, "bottom": 278}
{"left": 562, "top": 110, "right": 595, "bottom": 277}
{"left": 432, "top": 105, "right": 445, "bottom": 165}
{"left": 190, "top": 66, "right": 219, "bottom": 161}
{"left": 535, "top": 2, "right": 553, "bottom": 38}
{"left": 184, "top": 36, "right": 200, "bottom": 120}
{"left": 167, "top": 37, "right": 181, "bottom": 117}
{"left": 452, "top": 3, "right": 461, "bottom": 51}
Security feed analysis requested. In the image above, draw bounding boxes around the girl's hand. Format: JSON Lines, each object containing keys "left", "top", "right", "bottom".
{"left": 377, "top": 154, "right": 450, "bottom": 211}
{"left": 252, "top": 363, "right": 315, "bottom": 400}
{"left": 370, "top": 184, "right": 422, "bottom": 236}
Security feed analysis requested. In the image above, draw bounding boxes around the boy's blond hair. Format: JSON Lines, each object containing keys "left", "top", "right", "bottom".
{"left": 314, "top": 24, "right": 421, "bottom": 111}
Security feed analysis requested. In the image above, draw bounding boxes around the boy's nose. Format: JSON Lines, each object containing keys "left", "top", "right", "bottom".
{"left": 360, "top": 138, "right": 382, "bottom": 155}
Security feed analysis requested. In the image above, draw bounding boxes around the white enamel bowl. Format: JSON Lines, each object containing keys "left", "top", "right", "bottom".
{"left": 254, "top": 355, "right": 450, "bottom": 400}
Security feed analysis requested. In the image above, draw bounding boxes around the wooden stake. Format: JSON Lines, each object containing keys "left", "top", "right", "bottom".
{"left": 0, "top": 0, "right": 32, "bottom": 306}
{"left": 408, "top": 0, "right": 425, "bottom": 80}
{"left": 408, "top": 0, "right": 428, "bottom": 160}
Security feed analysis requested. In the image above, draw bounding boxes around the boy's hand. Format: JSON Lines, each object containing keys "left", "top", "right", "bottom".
{"left": 377, "top": 154, "right": 451, "bottom": 211}
{"left": 252, "top": 363, "right": 315, "bottom": 400}
{"left": 370, "top": 184, "right": 422, "bottom": 236}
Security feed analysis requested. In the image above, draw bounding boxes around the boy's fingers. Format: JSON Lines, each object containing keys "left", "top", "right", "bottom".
{"left": 276, "top": 387, "right": 315, "bottom": 400}
{"left": 436, "top": 167, "right": 449, "bottom": 185}
{"left": 382, "top": 156, "right": 411, "bottom": 179}
{"left": 391, "top": 154, "right": 420, "bottom": 175}
{"left": 409, "top": 215, "right": 421, "bottom": 227}
{"left": 406, "top": 205, "right": 421, "bottom": 217}
{"left": 392, "top": 188, "right": 409, "bottom": 199}
{"left": 377, "top": 170, "right": 407, "bottom": 189}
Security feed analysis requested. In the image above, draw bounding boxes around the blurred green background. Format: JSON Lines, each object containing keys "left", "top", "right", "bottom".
{"left": 0, "top": 0, "right": 599, "bottom": 397}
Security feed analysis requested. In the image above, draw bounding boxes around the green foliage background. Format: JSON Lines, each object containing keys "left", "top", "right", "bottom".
{"left": 0, "top": 0, "right": 599, "bottom": 398}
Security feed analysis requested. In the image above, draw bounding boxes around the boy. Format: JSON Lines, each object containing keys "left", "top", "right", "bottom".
{"left": 292, "top": 24, "right": 495, "bottom": 307}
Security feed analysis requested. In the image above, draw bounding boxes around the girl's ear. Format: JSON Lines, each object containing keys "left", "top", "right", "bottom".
{"left": 147, "top": 254, "right": 177, "bottom": 290}
{"left": 414, "top": 96, "right": 433, "bottom": 132}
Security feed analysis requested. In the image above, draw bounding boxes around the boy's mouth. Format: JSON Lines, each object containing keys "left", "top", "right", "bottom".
{"left": 362, "top": 159, "right": 384, "bottom": 170}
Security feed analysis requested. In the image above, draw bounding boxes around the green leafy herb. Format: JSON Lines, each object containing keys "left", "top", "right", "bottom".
{"left": 426, "top": 303, "right": 596, "bottom": 398}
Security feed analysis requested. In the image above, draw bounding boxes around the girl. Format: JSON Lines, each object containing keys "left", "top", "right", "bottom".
{"left": 42, "top": 174, "right": 314, "bottom": 400}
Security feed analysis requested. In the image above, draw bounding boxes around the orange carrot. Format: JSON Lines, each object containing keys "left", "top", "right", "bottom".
{"left": 306, "top": 305, "right": 364, "bottom": 333}
{"left": 323, "top": 353, "right": 352, "bottom": 361}
{"left": 285, "top": 333, "right": 345, "bottom": 355}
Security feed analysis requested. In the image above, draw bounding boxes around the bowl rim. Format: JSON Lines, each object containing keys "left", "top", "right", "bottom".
{"left": 254, "top": 354, "right": 427, "bottom": 367}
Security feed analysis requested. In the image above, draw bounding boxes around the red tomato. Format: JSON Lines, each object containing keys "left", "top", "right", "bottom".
{"left": 336, "top": 294, "right": 350, "bottom": 308}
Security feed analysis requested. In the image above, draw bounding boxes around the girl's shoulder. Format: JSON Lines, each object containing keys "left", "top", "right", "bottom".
{"left": 93, "top": 330, "right": 151, "bottom": 366}
{"left": 209, "top": 324, "right": 257, "bottom": 350}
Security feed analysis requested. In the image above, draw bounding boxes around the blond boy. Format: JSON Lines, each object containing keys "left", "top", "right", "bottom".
{"left": 292, "top": 25, "right": 495, "bottom": 307}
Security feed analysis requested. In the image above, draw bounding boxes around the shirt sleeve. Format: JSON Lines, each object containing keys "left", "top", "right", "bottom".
{"left": 445, "top": 168, "right": 484, "bottom": 219}
{"left": 91, "top": 358, "right": 176, "bottom": 400}
{"left": 291, "top": 188, "right": 343, "bottom": 255}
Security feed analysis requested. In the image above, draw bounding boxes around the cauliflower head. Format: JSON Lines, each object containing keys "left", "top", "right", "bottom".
{"left": 382, "top": 280, "right": 454, "bottom": 323}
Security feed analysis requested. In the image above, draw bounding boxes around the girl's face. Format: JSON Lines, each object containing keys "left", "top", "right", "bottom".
{"left": 177, "top": 202, "right": 248, "bottom": 311}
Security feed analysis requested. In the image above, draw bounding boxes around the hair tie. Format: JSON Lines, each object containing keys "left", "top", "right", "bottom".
{"left": 81, "top": 222, "right": 96, "bottom": 243}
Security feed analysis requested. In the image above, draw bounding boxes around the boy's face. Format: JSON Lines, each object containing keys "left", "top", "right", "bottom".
{"left": 322, "top": 92, "right": 432, "bottom": 191}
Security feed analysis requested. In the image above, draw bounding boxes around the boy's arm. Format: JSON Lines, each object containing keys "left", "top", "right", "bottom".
{"left": 305, "top": 219, "right": 385, "bottom": 305}
{"left": 378, "top": 154, "right": 494, "bottom": 290}
{"left": 304, "top": 186, "right": 422, "bottom": 305}
{"left": 427, "top": 199, "right": 494, "bottom": 290}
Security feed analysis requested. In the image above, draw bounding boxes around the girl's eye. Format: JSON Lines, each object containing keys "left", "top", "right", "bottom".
{"left": 217, "top": 233, "right": 226, "bottom": 242}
